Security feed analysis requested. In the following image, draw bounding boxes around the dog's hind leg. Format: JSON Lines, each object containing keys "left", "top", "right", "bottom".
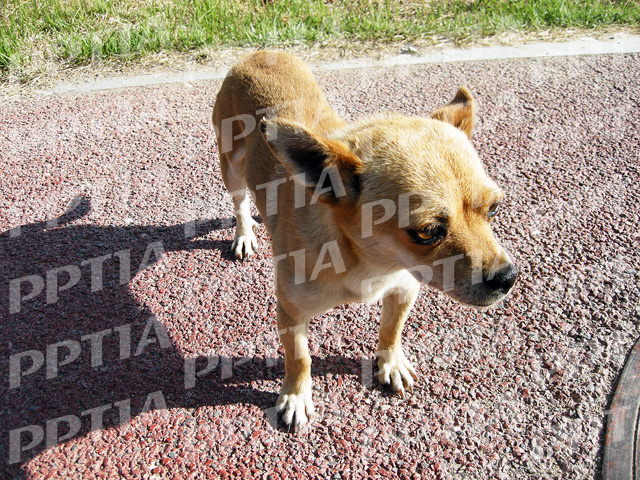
{"left": 219, "top": 142, "right": 259, "bottom": 260}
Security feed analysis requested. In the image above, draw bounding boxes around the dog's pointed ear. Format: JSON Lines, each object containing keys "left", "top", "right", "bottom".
{"left": 261, "top": 118, "right": 361, "bottom": 204}
{"left": 430, "top": 86, "right": 475, "bottom": 138}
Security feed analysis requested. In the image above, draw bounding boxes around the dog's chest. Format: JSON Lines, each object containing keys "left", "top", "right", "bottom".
{"left": 282, "top": 267, "right": 418, "bottom": 319}
{"left": 343, "top": 267, "right": 418, "bottom": 304}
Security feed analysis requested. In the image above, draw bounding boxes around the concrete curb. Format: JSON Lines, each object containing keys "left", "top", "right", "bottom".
{"left": 47, "top": 33, "right": 640, "bottom": 95}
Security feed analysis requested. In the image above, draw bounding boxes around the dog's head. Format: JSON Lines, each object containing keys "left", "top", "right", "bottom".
{"left": 262, "top": 87, "right": 517, "bottom": 307}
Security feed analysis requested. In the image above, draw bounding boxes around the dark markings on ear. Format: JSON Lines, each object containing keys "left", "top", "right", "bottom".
{"left": 450, "top": 86, "right": 473, "bottom": 106}
{"left": 292, "top": 144, "right": 330, "bottom": 187}
{"left": 350, "top": 173, "right": 361, "bottom": 195}
{"left": 327, "top": 139, "right": 362, "bottom": 199}
{"left": 430, "top": 86, "right": 475, "bottom": 138}
{"left": 263, "top": 118, "right": 362, "bottom": 203}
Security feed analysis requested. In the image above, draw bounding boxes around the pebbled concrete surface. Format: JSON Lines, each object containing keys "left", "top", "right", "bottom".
{"left": 1, "top": 52, "right": 640, "bottom": 479}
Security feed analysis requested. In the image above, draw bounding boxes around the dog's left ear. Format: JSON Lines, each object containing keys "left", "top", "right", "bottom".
{"left": 261, "top": 118, "right": 361, "bottom": 204}
{"left": 430, "top": 86, "right": 475, "bottom": 138}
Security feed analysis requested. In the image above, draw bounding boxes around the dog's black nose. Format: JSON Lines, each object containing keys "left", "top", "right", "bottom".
{"left": 485, "top": 264, "right": 518, "bottom": 294}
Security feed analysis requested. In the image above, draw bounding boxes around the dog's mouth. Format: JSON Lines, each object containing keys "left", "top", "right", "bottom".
{"left": 407, "top": 263, "right": 518, "bottom": 308}
{"left": 453, "top": 288, "right": 513, "bottom": 308}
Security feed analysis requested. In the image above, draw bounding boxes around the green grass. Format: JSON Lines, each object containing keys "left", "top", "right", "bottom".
{"left": 1, "top": 0, "right": 639, "bottom": 78}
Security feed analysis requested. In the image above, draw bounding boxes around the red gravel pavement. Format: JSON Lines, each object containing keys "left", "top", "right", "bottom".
{"left": 1, "top": 52, "right": 639, "bottom": 480}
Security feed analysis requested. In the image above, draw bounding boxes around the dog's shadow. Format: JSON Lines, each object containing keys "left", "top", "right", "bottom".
{"left": 0, "top": 197, "right": 363, "bottom": 477}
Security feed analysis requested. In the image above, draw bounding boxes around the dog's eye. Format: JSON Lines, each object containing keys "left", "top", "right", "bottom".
{"left": 408, "top": 225, "right": 446, "bottom": 245}
{"left": 487, "top": 203, "right": 500, "bottom": 219}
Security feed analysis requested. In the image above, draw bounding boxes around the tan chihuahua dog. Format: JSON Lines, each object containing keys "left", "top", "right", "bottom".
{"left": 212, "top": 51, "right": 517, "bottom": 428}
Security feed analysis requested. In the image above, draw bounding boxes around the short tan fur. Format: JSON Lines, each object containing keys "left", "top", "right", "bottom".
{"left": 212, "top": 51, "right": 517, "bottom": 427}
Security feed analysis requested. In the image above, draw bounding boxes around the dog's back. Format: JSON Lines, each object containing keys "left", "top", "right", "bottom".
{"left": 212, "top": 51, "right": 347, "bottom": 243}
{"left": 213, "top": 51, "right": 344, "bottom": 137}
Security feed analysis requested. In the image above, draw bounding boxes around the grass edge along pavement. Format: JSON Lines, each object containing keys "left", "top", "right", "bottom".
{"left": 2, "top": 0, "right": 640, "bottom": 81}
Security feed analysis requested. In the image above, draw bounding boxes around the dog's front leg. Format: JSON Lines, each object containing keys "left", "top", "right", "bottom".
{"left": 275, "top": 302, "right": 314, "bottom": 427}
{"left": 376, "top": 286, "right": 420, "bottom": 397}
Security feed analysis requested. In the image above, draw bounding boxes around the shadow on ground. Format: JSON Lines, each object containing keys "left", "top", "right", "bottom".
{"left": 0, "top": 197, "right": 366, "bottom": 477}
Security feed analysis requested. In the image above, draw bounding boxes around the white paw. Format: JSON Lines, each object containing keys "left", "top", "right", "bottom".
{"left": 276, "top": 385, "right": 314, "bottom": 428}
{"left": 376, "top": 348, "right": 417, "bottom": 398}
{"left": 231, "top": 220, "right": 258, "bottom": 259}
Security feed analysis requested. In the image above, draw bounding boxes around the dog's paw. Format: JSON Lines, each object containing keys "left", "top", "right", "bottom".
{"left": 231, "top": 220, "right": 258, "bottom": 260}
{"left": 276, "top": 385, "right": 314, "bottom": 428}
{"left": 376, "top": 348, "right": 418, "bottom": 398}
{"left": 231, "top": 233, "right": 257, "bottom": 259}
